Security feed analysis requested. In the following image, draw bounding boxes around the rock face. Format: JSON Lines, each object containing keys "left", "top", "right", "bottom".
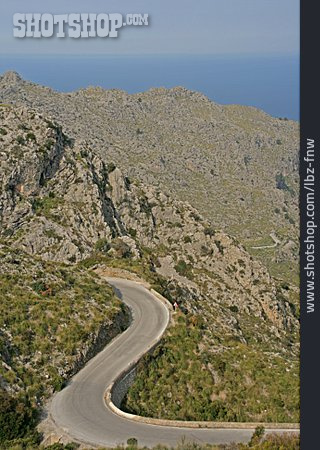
{"left": 0, "top": 105, "right": 298, "bottom": 347}
{"left": 0, "top": 72, "right": 299, "bottom": 284}
{"left": 0, "top": 107, "right": 123, "bottom": 262}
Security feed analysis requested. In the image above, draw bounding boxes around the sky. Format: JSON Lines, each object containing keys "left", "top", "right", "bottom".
{"left": 0, "top": 0, "right": 299, "bottom": 55}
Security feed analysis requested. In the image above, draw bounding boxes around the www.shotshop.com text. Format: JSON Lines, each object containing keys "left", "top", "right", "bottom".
{"left": 304, "top": 138, "right": 316, "bottom": 313}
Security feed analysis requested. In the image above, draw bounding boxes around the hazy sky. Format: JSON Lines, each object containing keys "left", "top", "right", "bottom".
{"left": 0, "top": 0, "right": 299, "bottom": 55}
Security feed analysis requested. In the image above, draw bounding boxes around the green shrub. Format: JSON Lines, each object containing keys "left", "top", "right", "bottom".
{"left": 111, "top": 239, "right": 132, "bottom": 259}
{"left": 45, "top": 119, "right": 57, "bottom": 130}
{"left": 16, "top": 135, "right": 25, "bottom": 145}
{"left": 45, "top": 444, "right": 79, "bottom": 450}
{"left": 26, "top": 132, "right": 37, "bottom": 142}
{"left": 214, "top": 240, "right": 224, "bottom": 255}
{"left": 127, "top": 437, "right": 138, "bottom": 448}
{"left": 249, "top": 426, "right": 265, "bottom": 447}
{"left": 200, "top": 245, "right": 213, "bottom": 257}
{"left": 45, "top": 138, "right": 55, "bottom": 150}
{"left": 128, "top": 228, "right": 137, "bottom": 238}
{"left": 174, "top": 260, "right": 193, "bottom": 279}
{"left": 18, "top": 123, "right": 29, "bottom": 131}
{"left": 107, "top": 162, "right": 117, "bottom": 173}
{"left": 139, "top": 197, "right": 153, "bottom": 217}
{"left": 31, "top": 195, "right": 64, "bottom": 218}
{"left": 204, "top": 227, "right": 216, "bottom": 237}
{"left": 0, "top": 390, "right": 37, "bottom": 444}
{"left": 275, "top": 173, "right": 294, "bottom": 196}
{"left": 95, "top": 238, "right": 111, "bottom": 253}
{"left": 190, "top": 212, "right": 201, "bottom": 221}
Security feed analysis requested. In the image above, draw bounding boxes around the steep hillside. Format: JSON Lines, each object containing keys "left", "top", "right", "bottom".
{"left": 0, "top": 105, "right": 299, "bottom": 440}
{"left": 0, "top": 245, "right": 128, "bottom": 400}
{"left": 0, "top": 71, "right": 299, "bottom": 285}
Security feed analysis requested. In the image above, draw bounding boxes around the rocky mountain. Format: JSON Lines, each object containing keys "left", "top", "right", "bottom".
{"left": 0, "top": 103, "right": 299, "bottom": 440}
{"left": 0, "top": 71, "right": 299, "bottom": 286}
{"left": 0, "top": 105, "right": 298, "bottom": 331}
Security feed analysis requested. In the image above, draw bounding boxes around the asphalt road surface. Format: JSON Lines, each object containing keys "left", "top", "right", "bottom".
{"left": 49, "top": 278, "right": 296, "bottom": 448}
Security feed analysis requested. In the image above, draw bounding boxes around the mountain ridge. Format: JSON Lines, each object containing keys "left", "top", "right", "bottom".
{"left": 0, "top": 71, "right": 299, "bottom": 285}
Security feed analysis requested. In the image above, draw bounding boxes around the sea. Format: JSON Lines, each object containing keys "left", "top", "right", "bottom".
{"left": 0, "top": 53, "right": 299, "bottom": 120}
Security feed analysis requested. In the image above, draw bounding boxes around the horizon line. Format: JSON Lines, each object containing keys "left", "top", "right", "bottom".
{"left": 0, "top": 51, "right": 299, "bottom": 58}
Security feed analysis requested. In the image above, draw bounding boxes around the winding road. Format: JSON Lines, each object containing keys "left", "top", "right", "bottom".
{"left": 250, "top": 233, "right": 281, "bottom": 250}
{"left": 47, "top": 278, "right": 298, "bottom": 448}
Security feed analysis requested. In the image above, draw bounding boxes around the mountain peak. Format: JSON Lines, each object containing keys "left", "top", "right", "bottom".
{"left": 0, "top": 71, "right": 23, "bottom": 85}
